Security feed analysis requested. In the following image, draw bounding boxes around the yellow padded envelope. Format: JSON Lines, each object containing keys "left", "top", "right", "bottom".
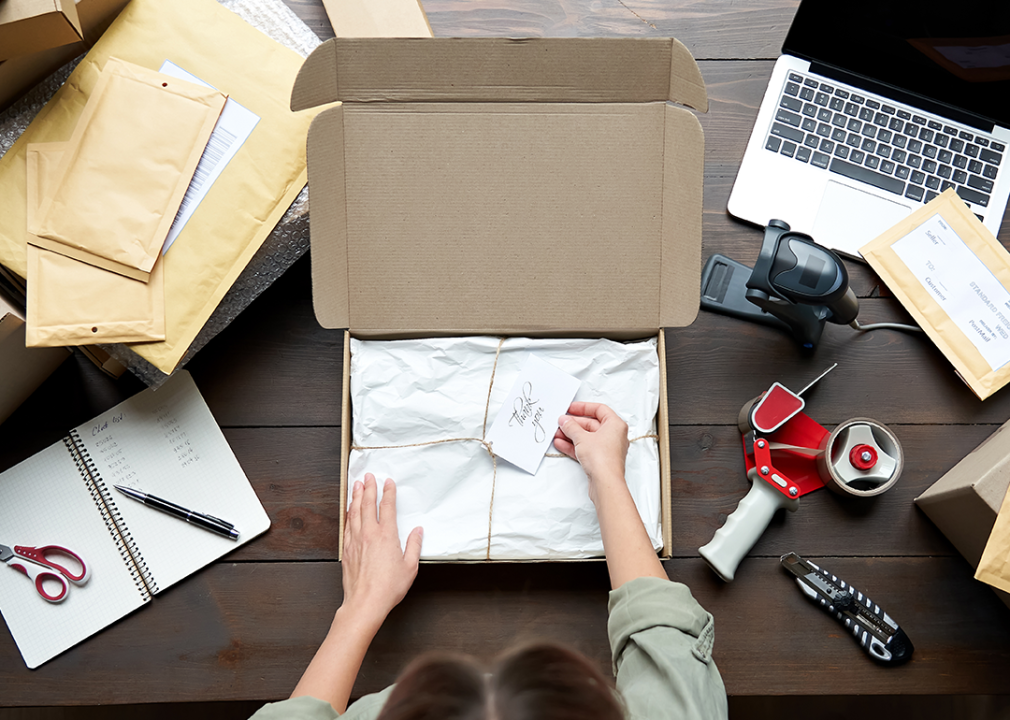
{"left": 32, "top": 58, "right": 226, "bottom": 282}
{"left": 26, "top": 142, "right": 166, "bottom": 347}
{"left": 0, "top": 0, "right": 318, "bottom": 373}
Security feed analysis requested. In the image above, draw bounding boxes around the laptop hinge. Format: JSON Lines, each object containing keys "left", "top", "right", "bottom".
{"left": 808, "top": 60, "right": 997, "bottom": 134}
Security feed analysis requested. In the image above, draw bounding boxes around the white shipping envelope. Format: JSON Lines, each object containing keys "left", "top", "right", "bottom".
{"left": 348, "top": 336, "right": 662, "bottom": 560}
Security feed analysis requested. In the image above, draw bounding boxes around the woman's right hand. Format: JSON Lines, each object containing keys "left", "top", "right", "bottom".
{"left": 555, "top": 402, "right": 665, "bottom": 587}
{"left": 554, "top": 401, "right": 630, "bottom": 504}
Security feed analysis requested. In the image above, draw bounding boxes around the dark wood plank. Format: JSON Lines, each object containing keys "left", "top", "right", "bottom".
{"left": 187, "top": 256, "right": 344, "bottom": 428}
{"left": 667, "top": 296, "right": 1010, "bottom": 424}
{"left": 225, "top": 422, "right": 997, "bottom": 564}
{"left": 0, "top": 352, "right": 144, "bottom": 471}
{"left": 687, "top": 557, "right": 1010, "bottom": 696}
{"left": 423, "top": 0, "right": 798, "bottom": 58}
{"left": 225, "top": 427, "right": 342, "bottom": 561}
{"left": 288, "top": 0, "right": 801, "bottom": 56}
{"left": 2, "top": 558, "right": 1006, "bottom": 704}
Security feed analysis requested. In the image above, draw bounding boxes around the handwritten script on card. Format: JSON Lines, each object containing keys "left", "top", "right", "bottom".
{"left": 486, "top": 355, "right": 581, "bottom": 474}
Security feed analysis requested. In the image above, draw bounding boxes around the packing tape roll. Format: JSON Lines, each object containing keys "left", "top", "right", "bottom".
{"left": 818, "top": 418, "right": 903, "bottom": 497}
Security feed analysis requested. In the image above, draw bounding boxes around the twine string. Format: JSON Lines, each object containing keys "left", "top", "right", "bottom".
{"left": 350, "top": 337, "right": 657, "bottom": 560}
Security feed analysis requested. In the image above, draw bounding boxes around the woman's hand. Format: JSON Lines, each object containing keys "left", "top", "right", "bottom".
{"left": 290, "top": 473, "right": 422, "bottom": 711}
{"left": 555, "top": 402, "right": 666, "bottom": 588}
{"left": 554, "top": 401, "right": 630, "bottom": 504}
{"left": 341, "top": 473, "right": 423, "bottom": 629}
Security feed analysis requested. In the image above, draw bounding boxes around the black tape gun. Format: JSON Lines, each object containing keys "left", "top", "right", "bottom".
{"left": 781, "top": 552, "right": 913, "bottom": 666}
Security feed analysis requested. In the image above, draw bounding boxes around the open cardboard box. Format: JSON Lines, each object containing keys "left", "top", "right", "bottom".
{"left": 916, "top": 421, "right": 1010, "bottom": 610}
{"left": 290, "top": 37, "right": 708, "bottom": 560}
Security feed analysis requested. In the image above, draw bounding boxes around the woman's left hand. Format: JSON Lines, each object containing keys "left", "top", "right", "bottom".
{"left": 340, "top": 473, "right": 424, "bottom": 628}
{"left": 291, "top": 474, "right": 422, "bottom": 711}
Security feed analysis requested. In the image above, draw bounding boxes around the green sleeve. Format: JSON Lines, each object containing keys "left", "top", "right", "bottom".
{"left": 248, "top": 687, "right": 395, "bottom": 720}
{"left": 608, "top": 576, "right": 728, "bottom": 720}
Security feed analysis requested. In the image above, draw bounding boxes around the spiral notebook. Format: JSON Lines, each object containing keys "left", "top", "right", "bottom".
{"left": 0, "top": 371, "right": 270, "bottom": 668}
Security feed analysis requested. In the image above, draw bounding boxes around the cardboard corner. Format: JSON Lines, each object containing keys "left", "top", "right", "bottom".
{"left": 291, "top": 39, "right": 338, "bottom": 112}
{"left": 667, "top": 37, "right": 708, "bottom": 113}
{"left": 915, "top": 419, "right": 1010, "bottom": 567}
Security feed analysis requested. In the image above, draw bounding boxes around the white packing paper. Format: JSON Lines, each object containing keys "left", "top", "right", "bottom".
{"left": 348, "top": 336, "right": 662, "bottom": 560}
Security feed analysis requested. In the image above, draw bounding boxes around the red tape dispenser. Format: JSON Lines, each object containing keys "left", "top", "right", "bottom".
{"left": 699, "top": 365, "right": 903, "bottom": 582}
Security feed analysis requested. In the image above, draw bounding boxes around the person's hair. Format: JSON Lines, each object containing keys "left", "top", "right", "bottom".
{"left": 375, "top": 643, "right": 624, "bottom": 720}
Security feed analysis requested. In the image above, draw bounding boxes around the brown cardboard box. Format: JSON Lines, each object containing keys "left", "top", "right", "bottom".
{"left": 0, "top": 0, "right": 129, "bottom": 111}
{"left": 916, "top": 421, "right": 1010, "bottom": 609}
{"left": 0, "top": 299, "right": 70, "bottom": 426}
{"left": 0, "top": 0, "right": 82, "bottom": 62}
{"left": 290, "top": 37, "right": 708, "bottom": 560}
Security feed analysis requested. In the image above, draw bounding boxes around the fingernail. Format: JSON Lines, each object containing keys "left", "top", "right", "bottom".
{"left": 384, "top": 477, "right": 393, "bottom": 489}
{"left": 354, "top": 481, "right": 363, "bottom": 492}
{"left": 558, "top": 416, "right": 567, "bottom": 426}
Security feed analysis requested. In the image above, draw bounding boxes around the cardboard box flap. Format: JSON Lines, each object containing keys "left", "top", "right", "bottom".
{"left": 291, "top": 37, "right": 708, "bottom": 112}
{"left": 917, "top": 420, "right": 1010, "bottom": 512}
{"left": 300, "top": 37, "right": 706, "bottom": 334}
{"left": 915, "top": 419, "right": 1010, "bottom": 565}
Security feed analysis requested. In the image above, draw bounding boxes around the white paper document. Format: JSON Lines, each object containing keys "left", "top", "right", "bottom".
{"left": 349, "top": 337, "right": 662, "bottom": 560}
{"left": 485, "top": 355, "right": 581, "bottom": 475}
{"left": 892, "top": 212, "right": 1010, "bottom": 371}
{"left": 157, "top": 61, "right": 261, "bottom": 253}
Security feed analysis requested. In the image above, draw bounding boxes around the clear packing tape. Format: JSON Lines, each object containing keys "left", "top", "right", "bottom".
{"left": 0, "top": 0, "right": 322, "bottom": 386}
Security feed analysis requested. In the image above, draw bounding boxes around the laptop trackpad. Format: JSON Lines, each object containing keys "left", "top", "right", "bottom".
{"left": 812, "top": 181, "right": 911, "bottom": 258}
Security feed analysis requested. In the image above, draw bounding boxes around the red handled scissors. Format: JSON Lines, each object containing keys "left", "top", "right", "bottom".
{"left": 0, "top": 543, "right": 89, "bottom": 603}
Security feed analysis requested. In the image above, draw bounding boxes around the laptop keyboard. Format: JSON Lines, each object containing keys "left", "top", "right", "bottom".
{"left": 765, "top": 72, "right": 1005, "bottom": 219}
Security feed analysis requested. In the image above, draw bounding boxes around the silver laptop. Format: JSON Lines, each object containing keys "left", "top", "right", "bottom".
{"left": 728, "top": 0, "right": 1010, "bottom": 259}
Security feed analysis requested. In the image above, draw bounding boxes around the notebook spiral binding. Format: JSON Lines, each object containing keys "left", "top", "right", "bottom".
{"left": 65, "top": 430, "right": 159, "bottom": 601}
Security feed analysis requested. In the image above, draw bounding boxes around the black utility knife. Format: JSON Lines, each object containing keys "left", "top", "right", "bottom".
{"left": 781, "top": 552, "right": 913, "bottom": 666}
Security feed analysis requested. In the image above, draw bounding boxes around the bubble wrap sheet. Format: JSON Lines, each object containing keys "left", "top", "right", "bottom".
{"left": 0, "top": 0, "right": 321, "bottom": 386}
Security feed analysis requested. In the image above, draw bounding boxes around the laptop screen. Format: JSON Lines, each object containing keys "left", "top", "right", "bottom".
{"left": 784, "top": 0, "right": 1010, "bottom": 129}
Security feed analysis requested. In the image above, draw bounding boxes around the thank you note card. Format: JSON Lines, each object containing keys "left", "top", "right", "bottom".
{"left": 486, "top": 355, "right": 581, "bottom": 474}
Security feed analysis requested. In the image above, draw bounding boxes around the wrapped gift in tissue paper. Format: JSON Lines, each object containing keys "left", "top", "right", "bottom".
{"left": 348, "top": 336, "right": 663, "bottom": 561}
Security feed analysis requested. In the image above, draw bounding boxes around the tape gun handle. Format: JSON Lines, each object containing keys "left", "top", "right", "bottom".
{"left": 699, "top": 475, "right": 799, "bottom": 582}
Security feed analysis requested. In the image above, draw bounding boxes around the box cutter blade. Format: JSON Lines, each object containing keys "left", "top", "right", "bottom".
{"left": 780, "top": 553, "right": 913, "bottom": 666}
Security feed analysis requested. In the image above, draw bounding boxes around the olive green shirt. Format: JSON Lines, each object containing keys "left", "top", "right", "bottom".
{"left": 251, "top": 576, "right": 728, "bottom": 720}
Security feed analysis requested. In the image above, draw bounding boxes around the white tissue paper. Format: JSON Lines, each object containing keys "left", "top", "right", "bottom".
{"left": 348, "top": 336, "right": 663, "bottom": 560}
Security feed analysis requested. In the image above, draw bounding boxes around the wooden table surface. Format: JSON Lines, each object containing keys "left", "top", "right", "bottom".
{"left": 3, "top": 0, "right": 1010, "bottom": 706}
